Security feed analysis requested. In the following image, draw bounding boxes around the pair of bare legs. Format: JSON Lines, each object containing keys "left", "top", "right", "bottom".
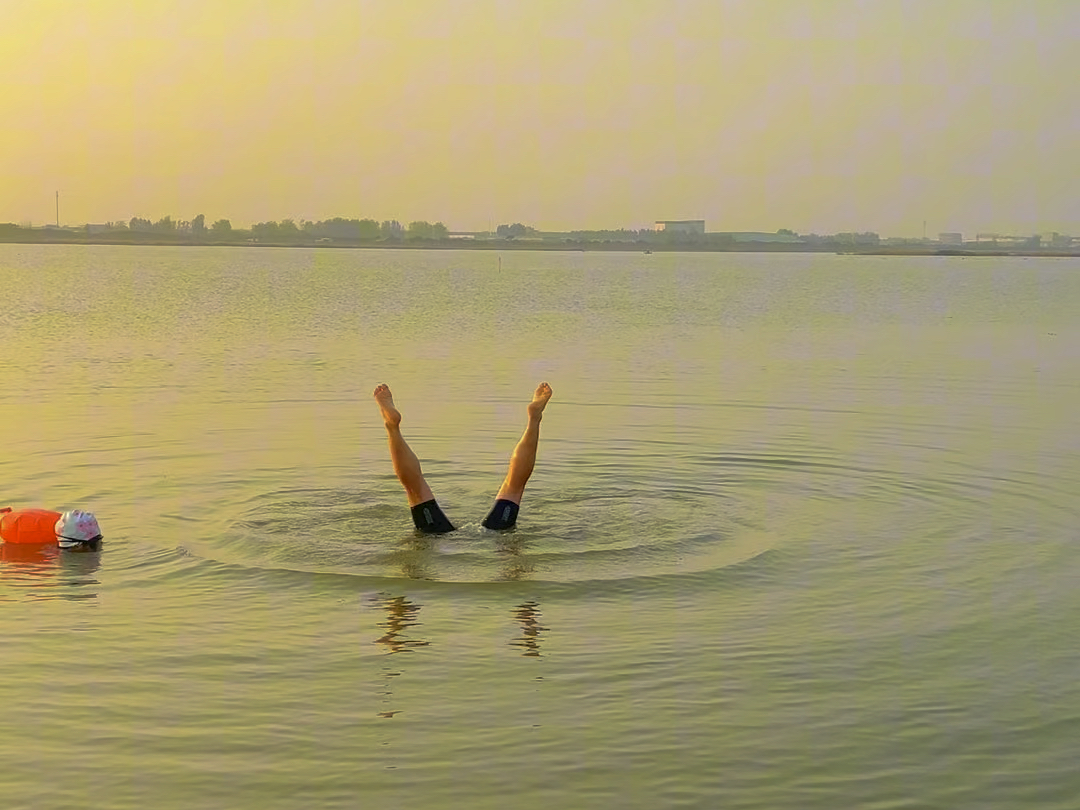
{"left": 373, "top": 382, "right": 554, "bottom": 527}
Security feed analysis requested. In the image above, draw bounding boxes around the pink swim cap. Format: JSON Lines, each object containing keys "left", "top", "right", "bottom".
{"left": 54, "top": 510, "right": 103, "bottom": 549}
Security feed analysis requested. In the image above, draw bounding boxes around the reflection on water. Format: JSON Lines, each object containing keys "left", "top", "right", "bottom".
{"left": 374, "top": 594, "right": 430, "bottom": 654}
{"left": 372, "top": 594, "right": 430, "bottom": 720}
{"left": 0, "top": 543, "right": 102, "bottom": 601}
{"left": 0, "top": 541, "right": 60, "bottom": 568}
{"left": 511, "top": 601, "right": 547, "bottom": 658}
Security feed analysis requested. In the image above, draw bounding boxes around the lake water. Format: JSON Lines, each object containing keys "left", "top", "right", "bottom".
{"left": 2, "top": 244, "right": 1078, "bottom": 809}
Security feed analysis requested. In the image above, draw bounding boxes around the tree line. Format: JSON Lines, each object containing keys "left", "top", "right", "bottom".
{"left": 126, "top": 214, "right": 230, "bottom": 235}
{"left": 112, "top": 215, "right": 450, "bottom": 242}
{"left": 88, "top": 217, "right": 783, "bottom": 244}
{"left": 250, "top": 218, "right": 448, "bottom": 241}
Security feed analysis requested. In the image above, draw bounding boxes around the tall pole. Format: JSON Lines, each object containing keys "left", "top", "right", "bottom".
{"left": 56, "top": 190, "right": 59, "bottom": 227}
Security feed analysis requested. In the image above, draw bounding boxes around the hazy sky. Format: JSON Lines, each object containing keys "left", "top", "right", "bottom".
{"left": 3, "top": 0, "right": 1077, "bottom": 235}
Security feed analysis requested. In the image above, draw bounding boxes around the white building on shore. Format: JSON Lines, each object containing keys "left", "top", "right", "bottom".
{"left": 655, "top": 220, "right": 705, "bottom": 234}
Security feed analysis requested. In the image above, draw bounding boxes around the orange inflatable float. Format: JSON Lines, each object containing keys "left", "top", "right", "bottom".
{"left": 0, "top": 507, "right": 62, "bottom": 544}
{"left": 1, "top": 507, "right": 102, "bottom": 549}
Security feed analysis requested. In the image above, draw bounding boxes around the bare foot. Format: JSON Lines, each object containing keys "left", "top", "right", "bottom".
{"left": 527, "top": 382, "right": 553, "bottom": 420}
{"left": 373, "top": 384, "right": 402, "bottom": 428}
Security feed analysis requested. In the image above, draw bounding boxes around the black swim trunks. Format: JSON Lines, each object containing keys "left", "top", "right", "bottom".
{"left": 410, "top": 499, "right": 456, "bottom": 534}
{"left": 410, "top": 498, "right": 520, "bottom": 534}
{"left": 481, "top": 499, "right": 520, "bottom": 531}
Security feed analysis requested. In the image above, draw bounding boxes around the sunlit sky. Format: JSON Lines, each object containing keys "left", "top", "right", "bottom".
{"left": 2, "top": 0, "right": 1077, "bottom": 236}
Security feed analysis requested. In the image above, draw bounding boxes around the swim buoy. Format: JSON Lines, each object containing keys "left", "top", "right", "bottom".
{"left": 0, "top": 507, "right": 62, "bottom": 544}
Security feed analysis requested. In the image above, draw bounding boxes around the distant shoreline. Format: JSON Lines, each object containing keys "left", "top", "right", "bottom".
{"left": 1, "top": 233, "right": 1078, "bottom": 258}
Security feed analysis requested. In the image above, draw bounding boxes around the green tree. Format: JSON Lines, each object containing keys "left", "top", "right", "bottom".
{"left": 432, "top": 222, "right": 448, "bottom": 239}
{"left": 211, "top": 219, "right": 232, "bottom": 234}
{"left": 306, "top": 217, "right": 362, "bottom": 240}
{"left": 278, "top": 218, "right": 300, "bottom": 240}
{"left": 192, "top": 214, "right": 206, "bottom": 236}
{"left": 154, "top": 216, "right": 175, "bottom": 232}
{"left": 380, "top": 220, "right": 403, "bottom": 239}
{"left": 251, "top": 221, "right": 279, "bottom": 240}
{"left": 407, "top": 221, "right": 434, "bottom": 240}
{"left": 497, "top": 223, "right": 531, "bottom": 238}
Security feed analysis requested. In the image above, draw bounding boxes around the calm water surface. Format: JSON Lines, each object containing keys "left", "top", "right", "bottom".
{"left": 2, "top": 245, "right": 1079, "bottom": 809}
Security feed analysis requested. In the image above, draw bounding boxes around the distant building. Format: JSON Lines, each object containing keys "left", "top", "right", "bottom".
{"left": 938, "top": 232, "right": 963, "bottom": 245}
{"left": 976, "top": 233, "right": 1034, "bottom": 246}
{"left": 655, "top": 220, "right": 705, "bottom": 234}
{"left": 882, "top": 237, "right": 929, "bottom": 246}
{"left": 834, "top": 232, "right": 881, "bottom": 245}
